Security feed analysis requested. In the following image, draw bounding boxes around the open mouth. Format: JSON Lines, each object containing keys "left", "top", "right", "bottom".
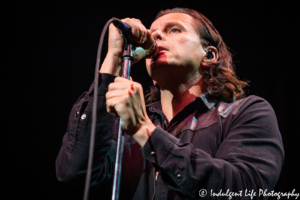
{"left": 158, "top": 46, "right": 168, "bottom": 52}
{"left": 150, "top": 46, "right": 168, "bottom": 61}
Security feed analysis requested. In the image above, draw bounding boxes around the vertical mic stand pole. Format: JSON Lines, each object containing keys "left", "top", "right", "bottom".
{"left": 111, "top": 38, "right": 133, "bottom": 200}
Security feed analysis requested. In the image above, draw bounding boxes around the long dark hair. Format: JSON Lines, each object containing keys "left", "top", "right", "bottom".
{"left": 146, "top": 8, "right": 248, "bottom": 104}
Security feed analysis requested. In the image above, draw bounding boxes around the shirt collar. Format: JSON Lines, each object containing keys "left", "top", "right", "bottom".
{"left": 197, "top": 93, "right": 216, "bottom": 109}
{"left": 146, "top": 93, "right": 217, "bottom": 131}
{"left": 146, "top": 93, "right": 216, "bottom": 113}
{"left": 146, "top": 92, "right": 216, "bottom": 111}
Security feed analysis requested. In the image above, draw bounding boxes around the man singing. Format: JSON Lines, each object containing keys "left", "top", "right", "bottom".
{"left": 56, "top": 8, "right": 284, "bottom": 199}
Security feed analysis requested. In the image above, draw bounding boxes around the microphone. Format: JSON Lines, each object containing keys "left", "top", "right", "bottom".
{"left": 112, "top": 18, "right": 135, "bottom": 43}
{"left": 112, "top": 18, "right": 158, "bottom": 58}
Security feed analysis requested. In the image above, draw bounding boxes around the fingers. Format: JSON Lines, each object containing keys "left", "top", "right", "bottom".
{"left": 113, "top": 78, "right": 142, "bottom": 93}
{"left": 106, "top": 78, "right": 133, "bottom": 114}
{"left": 106, "top": 95, "right": 127, "bottom": 114}
{"left": 106, "top": 89, "right": 128, "bottom": 100}
{"left": 108, "top": 78, "right": 141, "bottom": 94}
{"left": 106, "top": 84, "right": 135, "bottom": 117}
{"left": 122, "top": 18, "right": 147, "bottom": 44}
{"left": 108, "top": 81, "right": 127, "bottom": 91}
{"left": 134, "top": 19, "right": 147, "bottom": 44}
{"left": 145, "top": 30, "right": 155, "bottom": 47}
{"left": 106, "top": 77, "right": 149, "bottom": 135}
{"left": 106, "top": 78, "right": 142, "bottom": 115}
{"left": 108, "top": 77, "right": 131, "bottom": 91}
{"left": 104, "top": 17, "right": 150, "bottom": 77}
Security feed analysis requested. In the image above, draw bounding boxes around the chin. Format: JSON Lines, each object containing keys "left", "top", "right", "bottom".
{"left": 150, "top": 55, "right": 170, "bottom": 68}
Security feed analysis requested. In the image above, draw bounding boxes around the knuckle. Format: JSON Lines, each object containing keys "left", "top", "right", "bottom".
{"left": 109, "top": 23, "right": 115, "bottom": 29}
{"left": 122, "top": 96, "right": 129, "bottom": 104}
{"left": 114, "top": 77, "right": 121, "bottom": 82}
{"left": 135, "top": 83, "right": 141, "bottom": 88}
{"left": 133, "top": 18, "right": 141, "bottom": 23}
{"left": 133, "top": 28, "right": 139, "bottom": 33}
{"left": 106, "top": 97, "right": 112, "bottom": 104}
{"left": 106, "top": 101, "right": 111, "bottom": 109}
{"left": 142, "top": 29, "right": 146, "bottom": 35}
{"left": 108, "top": 83, "right": 114, "bottom": 90}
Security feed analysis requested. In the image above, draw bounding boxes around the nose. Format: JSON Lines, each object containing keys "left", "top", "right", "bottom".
{"left": 152, "top": 30, "right": 166, "bottom": 41}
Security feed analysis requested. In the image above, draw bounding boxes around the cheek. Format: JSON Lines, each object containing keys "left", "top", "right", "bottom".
{"left": 186, "top": 37, "right": 201, "bottom": 51}
{"left": 174, "top": 37, "right": 202, "bottom": 62}
{"left": 175, "top": 35, "right": 200, "bottom": 52}
{"left": 185, "top": 38, "right": 203, "bottom": 59}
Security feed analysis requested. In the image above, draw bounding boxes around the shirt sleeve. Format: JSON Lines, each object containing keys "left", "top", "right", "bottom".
{"left": 141, "top": 96, "right": 284, "bottom": 199}
{"left": 55, "top": 73, "right": 118, "bottom": 187}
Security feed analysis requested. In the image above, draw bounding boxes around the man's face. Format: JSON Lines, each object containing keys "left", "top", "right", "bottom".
{"left": 146, "top": 13, "right": 205, "bottom": 83}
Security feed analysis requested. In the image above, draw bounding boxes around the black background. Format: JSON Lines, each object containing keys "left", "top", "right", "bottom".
{"left": 10, "top": 0, "right": 299, "bottom": 199}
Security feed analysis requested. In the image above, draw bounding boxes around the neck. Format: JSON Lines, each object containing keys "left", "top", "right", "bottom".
{"left": 160, "top": 76, "right": 204, "bottom": 123}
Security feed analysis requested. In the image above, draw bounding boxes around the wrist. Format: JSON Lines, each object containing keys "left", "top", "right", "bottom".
{"left": 107, "top": 48, "right": 123, "bottom": 57}
{"left": 132, "top": 118, "right": 156, "bottom": 147}
{"left": 100, "top": 51, "right": 123, "bottom": 76}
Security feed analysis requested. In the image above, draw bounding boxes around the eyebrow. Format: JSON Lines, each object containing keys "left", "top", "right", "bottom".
{"left": 151, "top": 20, "right": 187, "bottom": 33}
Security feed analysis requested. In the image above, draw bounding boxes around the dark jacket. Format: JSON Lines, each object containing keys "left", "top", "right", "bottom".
{"left": 56, "top": 73, "right": 284, "bottom": 200}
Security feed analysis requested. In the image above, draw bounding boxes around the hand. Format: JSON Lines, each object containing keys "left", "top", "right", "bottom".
{"left": 100, "top": 18, "right": 154, "bottom": 76}
{"left": 106, "top": 77, "right": 155, "bottom": 147}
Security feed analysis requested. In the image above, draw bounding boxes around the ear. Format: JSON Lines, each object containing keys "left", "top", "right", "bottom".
{"left": 201, "top": 46, "right": 219, "bottom": 67}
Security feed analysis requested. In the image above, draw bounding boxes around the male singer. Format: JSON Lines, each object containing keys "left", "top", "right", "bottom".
{"left": 56, "top": 8, "right": 284, "bottom": 199}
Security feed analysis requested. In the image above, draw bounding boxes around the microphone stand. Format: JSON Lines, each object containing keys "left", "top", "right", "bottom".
{"left": 111, "top": 37, "right": 133, "bottom": 200}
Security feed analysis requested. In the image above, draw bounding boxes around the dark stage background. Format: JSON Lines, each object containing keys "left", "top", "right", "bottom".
{"left": 10, "top": 1, "right": 299, "bottom": 199}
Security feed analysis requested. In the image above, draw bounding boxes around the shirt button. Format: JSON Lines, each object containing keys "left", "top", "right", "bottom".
{"left": 149, "top": 107, "right": 156, "bottom": 111}
{"left": 176, "top": 174, "right": 182, "bottom": 182}
{"left": 81, "top": 114, "right": 86, "bottom": 120}
{"left": 75, "top": 111, "right": 79, "bottom": 117}
{"left": 151, "top": 151, "right": 156, "bottom": 157}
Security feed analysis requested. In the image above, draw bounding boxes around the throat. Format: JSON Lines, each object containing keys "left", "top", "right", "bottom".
{"left": 160, "top": 77, "right": 204, "bottom": 123}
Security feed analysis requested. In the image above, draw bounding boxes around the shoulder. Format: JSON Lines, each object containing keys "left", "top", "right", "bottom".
{"left": 216, "top": 95, "right": 274, "bottom": 118}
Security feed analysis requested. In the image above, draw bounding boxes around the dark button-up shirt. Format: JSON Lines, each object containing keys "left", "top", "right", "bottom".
{"left": 56, "top": 73, "right": 284, "bottom": 200}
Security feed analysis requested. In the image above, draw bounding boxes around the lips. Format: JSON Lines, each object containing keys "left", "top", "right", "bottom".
{"left": 151, "top": 45, "right": 168, "bottom": 60}
{"left": 158, "top": 46, "right": 168, "bottom": 52}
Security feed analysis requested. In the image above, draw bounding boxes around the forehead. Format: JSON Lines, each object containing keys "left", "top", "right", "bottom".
{"left": 150, "top": 13, "right": 196, "bottom": 31}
